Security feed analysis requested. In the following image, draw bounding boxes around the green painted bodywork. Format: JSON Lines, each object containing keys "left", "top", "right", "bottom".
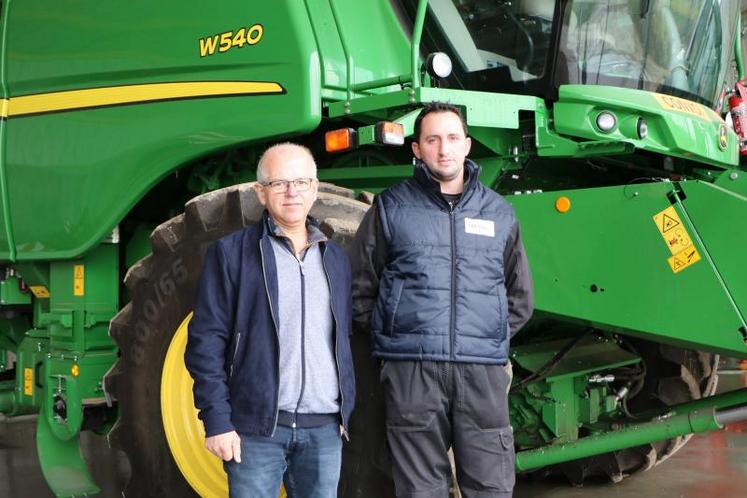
{"left": 509, "top": 177, "right": 747, "bottom": 357}
{"left": 553, "top": 85, "right": 738, "bottom": 168}
{"left": 3, "top": 244, "right": 120, "bottom": 495}
{"left": 0, "top": 0, "right": 746, "bottom": 494}
{"left": 0, "top": 0, "right": 409, "bottom": 261}
{"left": 0, "top": 275, "right": 30, "bottom": 305}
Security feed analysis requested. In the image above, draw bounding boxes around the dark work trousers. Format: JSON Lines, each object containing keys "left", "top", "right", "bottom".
{"left": 380, "top": 360, "right": 515, "bottom": 498}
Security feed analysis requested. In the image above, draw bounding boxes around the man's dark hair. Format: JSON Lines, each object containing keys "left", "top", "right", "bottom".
{"left": 413, "top": 102, "right": 468, "bottom": 141}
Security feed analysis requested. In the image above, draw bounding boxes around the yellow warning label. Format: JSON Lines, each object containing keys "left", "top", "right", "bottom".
{"left": 23, "top": 367, "right": 33, "bottom": 396}
{"left": 29, "top": 286, "right": 49, "bottom": 298}
{"left": 73, "top": 264, "right": 85, "bottom": 296}
{"left": 653, "top": 206, "right": 700, "bottom": 273}
{"left": 653, "top": 206, "right": 691, "bottom": 255}
{"left": 653, "top": 93, "right": 708, "bottom": 120}
{"left": 668, "top": 246, "right": 701, "bottom": 274}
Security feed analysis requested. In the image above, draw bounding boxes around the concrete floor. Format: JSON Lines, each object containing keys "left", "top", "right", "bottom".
{"left": 2, "top": 373, "right": 746, "bottom": 498}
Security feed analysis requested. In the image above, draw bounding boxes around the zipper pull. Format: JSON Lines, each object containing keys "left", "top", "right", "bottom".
{"left": 342, "top": 426, "right": 350, "bottom": 442}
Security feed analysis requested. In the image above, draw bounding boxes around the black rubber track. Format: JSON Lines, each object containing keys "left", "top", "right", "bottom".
{"left": 103, "top": 182, "right": 385, "bottom": 497}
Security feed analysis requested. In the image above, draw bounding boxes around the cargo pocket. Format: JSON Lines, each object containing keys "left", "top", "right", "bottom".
{"left": 496, "top": 427, "right": 516, "bottom": 491}
{"left": 463, "top": 364, "right": 511, "bottom": 429}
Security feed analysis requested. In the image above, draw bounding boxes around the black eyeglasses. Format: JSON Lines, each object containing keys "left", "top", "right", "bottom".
{"left": 260, "top": 178, "right": 315, "bottom": 193}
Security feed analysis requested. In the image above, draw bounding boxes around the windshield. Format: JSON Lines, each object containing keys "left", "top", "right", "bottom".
{"left": 427, "top": 0, "right": 556, "bottom": 82}
{"left": 406, "top": 0, "right": 738, "bottom": 107}
{"left": 558, "top": 0, "right": 739, "bottom": 106}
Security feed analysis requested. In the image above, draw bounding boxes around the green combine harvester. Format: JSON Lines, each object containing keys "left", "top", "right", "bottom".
{"left": 1, "top": 0, "right": 746, "bottom": 496}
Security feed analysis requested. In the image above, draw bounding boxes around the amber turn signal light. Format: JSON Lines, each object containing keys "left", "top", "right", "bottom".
{"left": 325, "top": 128, "right": 357, "bottom": 153}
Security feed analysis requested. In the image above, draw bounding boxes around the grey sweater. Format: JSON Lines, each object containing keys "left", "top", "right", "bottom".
{"left": 269, "top": 228, "right": 340, "bottom": 419}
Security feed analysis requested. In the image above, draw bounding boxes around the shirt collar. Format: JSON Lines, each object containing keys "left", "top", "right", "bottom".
{"left": 264, "top": 212, "right": 328, "bottom": 246}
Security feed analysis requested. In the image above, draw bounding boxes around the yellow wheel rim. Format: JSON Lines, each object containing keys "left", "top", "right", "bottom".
{"left": 161, "top": 313, "right": 287, "bottom": 497}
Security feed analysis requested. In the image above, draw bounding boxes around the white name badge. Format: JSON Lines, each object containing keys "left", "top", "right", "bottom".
{"left": 464, "top": 218, "right": 495, "bottom": 237}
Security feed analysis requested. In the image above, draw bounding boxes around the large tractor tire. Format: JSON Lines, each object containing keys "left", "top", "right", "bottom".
{"left": 104, "top": 182, "right": 389, "bottom": 497}
{"left": 552, "top": 340, "right": 719, "bottom": 485}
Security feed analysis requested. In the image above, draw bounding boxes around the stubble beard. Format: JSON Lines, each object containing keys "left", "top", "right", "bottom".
{"left": 426, "top": 163, "right": 463, "bottom": 183}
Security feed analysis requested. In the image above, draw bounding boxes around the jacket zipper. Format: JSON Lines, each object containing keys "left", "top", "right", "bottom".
{"left": 292, "top": 256, "right": 307, "bottom": 429}
{"left": 321, "top": 246, "right": 349, "bottom": 441}
{"left": 259, "top": 240, "right": 282, "bottom": 436}
{"left": 228, "top": 332, "right": 241, "bottom": 380}
{"left": 448, "top": 201, "right": 457, "bottom": 361}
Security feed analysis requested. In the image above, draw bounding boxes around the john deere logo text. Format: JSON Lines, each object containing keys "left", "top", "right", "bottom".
{"left": 199, "top": 24, "right": 263, "bottom": 57}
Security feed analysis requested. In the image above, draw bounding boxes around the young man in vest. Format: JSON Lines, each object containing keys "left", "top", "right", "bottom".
{"left": 186, "top": 143, "right": 355, "bottom": 498}
{"left": 351, "top": 103, "right": 533, "bottom": 498}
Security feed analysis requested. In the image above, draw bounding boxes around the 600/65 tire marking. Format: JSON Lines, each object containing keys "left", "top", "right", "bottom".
{"left": 131, "top": 258, "right": 189, "bottom": 365}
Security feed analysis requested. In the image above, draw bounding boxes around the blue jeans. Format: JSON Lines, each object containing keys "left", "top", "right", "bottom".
{"left": 224, "top": 422, "right": 342, "bottom": 498}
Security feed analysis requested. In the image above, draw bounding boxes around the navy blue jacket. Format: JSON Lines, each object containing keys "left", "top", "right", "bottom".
{"left": 185, "top": 213, "right": 355, "bottom": 437}
{"left": 354, "top": 160, "right": 533, "bottom": 364}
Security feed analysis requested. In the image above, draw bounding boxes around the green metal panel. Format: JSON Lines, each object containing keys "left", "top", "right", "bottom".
{"left": 554, "top": 85, "right": 739, "bottom": 169}
{"left": 48, "top": 244, "right": 119, "bottom": 352}
{"left": 677, "top": 180, "right": 747, "bottom": 336}
{"left": 318, "top": 156, "right": 506, "bottom": 194}
{"left": 511, "top": 336, "right": 640, "bottom": 383}
{"left": 13, "top": 332, "right": 50, "bottom": 415}
{"left": 543, "top": 379, "right": 578, "bottom": 441}
{"left": 304, "top": 0, "right": 410, "bottom": 99}
{"left": 37, "top": 405, "right": 100, "bottom": 497}
{"left": 41, "top": 350, "right": 117, "bottom": 441}
{"left": 510, "top": 181, "right": 747, "bottom": 357}
{"left": 0, "top": 275, "right": 30, "bottom": 305}
{"left": 511, "top": 336, "right": 639, "bottom": 441}
{"left": 1, "top": 0, "right": 322, "bottom": 261}
{"left": 327, "top": 86, "right": 541, "bottom": 124}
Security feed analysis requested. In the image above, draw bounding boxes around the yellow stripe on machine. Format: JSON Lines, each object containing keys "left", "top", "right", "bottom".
{"left": 3, "top": 81, "right": 284, "bottom": 118}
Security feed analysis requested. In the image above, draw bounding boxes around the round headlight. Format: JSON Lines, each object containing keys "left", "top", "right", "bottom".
{"left": 637, "top": 118, "right": 648, "bottom": 139}
{"left": 596, "top": 111, "right": 617, "bottom": 132}
{"left": 426, "top": 52, "right": 453, "bottom": 79}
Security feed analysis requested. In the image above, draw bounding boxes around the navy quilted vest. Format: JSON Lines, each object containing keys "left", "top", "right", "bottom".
{"left": 372, "top": 160, "right": 515, "bottom": 364}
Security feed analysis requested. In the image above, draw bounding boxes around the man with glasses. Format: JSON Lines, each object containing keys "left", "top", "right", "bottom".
{"left": 186, "top": 142, "right": 355, "bottom": 498}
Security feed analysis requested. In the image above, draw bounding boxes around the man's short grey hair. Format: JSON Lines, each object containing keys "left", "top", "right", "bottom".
{"left": 256, "top": 142, "right": 317, "bottom": 184}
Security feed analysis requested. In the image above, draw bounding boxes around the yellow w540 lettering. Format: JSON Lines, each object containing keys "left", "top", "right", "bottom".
{"left": 199, "top": 24, "right": 263, "bottom": 57}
